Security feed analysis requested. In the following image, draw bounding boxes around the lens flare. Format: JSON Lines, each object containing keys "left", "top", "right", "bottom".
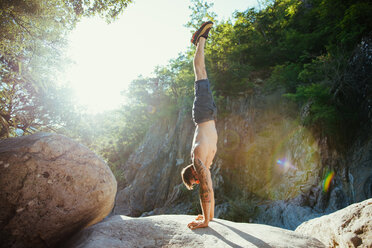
{"left": 276, "top": 158, "right": 296, "bottom": 171}
{"left": 323, "top": 171, "right": 335, "bottom": 193}
{"left": 230, "top": 112, "right": 320, "bottom": 201}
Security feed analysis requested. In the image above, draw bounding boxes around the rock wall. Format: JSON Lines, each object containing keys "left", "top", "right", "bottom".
{"left": 114, "top": 85, "right": 372, "bottom": 230}
{"left": 114, "top": 36, "right": 372, "bottom": 229}
{"left": 114, "top": 109, "right": 196, "bottom": 216}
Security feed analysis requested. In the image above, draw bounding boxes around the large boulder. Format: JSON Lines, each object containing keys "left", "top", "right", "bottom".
{"left": 0, "top": 132, "right": 117, "bottom": 248}
{"left": 65, "top": 215, "right": 325, "bottom": 248}
{"left": 295, "top": 199, "right": 372, "bottom": 247}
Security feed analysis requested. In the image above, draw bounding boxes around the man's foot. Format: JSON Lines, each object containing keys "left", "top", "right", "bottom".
{"left": 191, "top": 21, "right": 213, "bottom": 46}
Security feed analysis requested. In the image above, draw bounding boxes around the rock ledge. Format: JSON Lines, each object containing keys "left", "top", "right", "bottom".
{"left": 66, "top": 214, "right": 325, "bottom": 248}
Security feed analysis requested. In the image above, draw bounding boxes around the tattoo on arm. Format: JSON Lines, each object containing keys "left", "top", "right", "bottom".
{"left": 193, "top": 158, "right": 211, "bottom": 203}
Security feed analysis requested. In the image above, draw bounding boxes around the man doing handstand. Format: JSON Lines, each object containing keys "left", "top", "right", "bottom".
{"left": 181, "top": 21, "right": 218, "bottom": 230}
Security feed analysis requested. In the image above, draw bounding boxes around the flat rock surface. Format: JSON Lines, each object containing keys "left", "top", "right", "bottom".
{"left": 66, "top": 215, "right": 325, "bottom": 248}
{"left": 296, "top": 199, "right": 372, "bottom": 248}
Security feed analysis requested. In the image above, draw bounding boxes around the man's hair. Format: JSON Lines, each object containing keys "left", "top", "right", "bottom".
{"left": 181, "top": 164, "right": 195, "bottom": 190}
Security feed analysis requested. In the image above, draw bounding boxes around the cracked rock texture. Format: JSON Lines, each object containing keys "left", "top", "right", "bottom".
{"left": 295, "top": 198, "right": 372, "bottom": 248}
{"left": 64, "top": 214, "right": 325, "bottom": 248}
{"left": 0, "top": 132, "right": 117, "bottom": 248}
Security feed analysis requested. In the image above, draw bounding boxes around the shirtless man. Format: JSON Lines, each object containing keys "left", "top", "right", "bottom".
{"left": 181, "top": 21, "right": 218, "bottom": 230}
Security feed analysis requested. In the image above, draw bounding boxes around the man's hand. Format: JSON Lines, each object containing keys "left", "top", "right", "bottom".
{"left": 195, "top": 214, "right": 203, "bottom": 221}
{"left": 187, "top": 220, "right": 209, "bottom": 230}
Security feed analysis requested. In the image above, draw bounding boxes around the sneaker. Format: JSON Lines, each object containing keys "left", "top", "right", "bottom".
{"left": 191, "top": 21, "right": 213, "bottom": 46}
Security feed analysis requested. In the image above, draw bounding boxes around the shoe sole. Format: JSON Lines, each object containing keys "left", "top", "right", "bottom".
{"left": 191, "top": 21, "right": 213, "bottom": 45}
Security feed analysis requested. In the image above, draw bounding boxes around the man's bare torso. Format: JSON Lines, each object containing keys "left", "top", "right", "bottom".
{"left": 191, "top": 120, "right": 218, "bottom": 168}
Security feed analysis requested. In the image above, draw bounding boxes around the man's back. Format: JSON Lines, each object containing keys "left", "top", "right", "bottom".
{"left": 192, "top": 120, "right": 217, "bottom": 168}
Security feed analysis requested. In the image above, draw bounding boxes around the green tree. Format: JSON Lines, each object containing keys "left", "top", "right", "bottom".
{"left": 185, "top": 0, "right": 217, "bottom": 30}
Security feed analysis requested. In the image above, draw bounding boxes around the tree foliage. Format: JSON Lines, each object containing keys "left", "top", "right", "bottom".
{"left": 1, "top": 0, "right": 371, "bottom": 179}
{"left": 0, "top": 0, "right": 132, "bottom": 138}
{"left": 98, "top": 0, "right": 372, "bottom": 161}
{"left": 199, "top": 0, "right": 371, "bottom": 147}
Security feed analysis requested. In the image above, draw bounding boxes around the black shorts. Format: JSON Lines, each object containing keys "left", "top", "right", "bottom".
{"left": 192, "top": 79, "right": 217, "bottom": 125}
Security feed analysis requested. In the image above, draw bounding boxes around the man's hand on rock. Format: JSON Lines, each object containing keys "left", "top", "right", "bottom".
{"left": 195, "top": 214, "right": 203, "bottom": 221}
{"left": 187, "top": 220, "right": 209, "bottom": 230}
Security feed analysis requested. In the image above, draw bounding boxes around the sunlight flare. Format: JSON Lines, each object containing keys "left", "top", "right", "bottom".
{"left": 323, "top": 171, "right": 335, "bottom": 193}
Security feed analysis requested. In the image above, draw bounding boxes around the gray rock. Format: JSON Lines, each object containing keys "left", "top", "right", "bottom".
{"left": 347, "top": 136, "right": 372, "bottom": 203}
{"left": 256, "top": 200, "right": 323, "bottom": 230}
{"left": 65, "top": 215, "right": 325, "bottom": 248}
{"left": 295, "top": 198, "right": 372, "bottom": 248}
{"left": 0, "top": 132, "right": 117, "bottom": 248}
{"left": 114, "top": 110, "right": 195, "bottom": 216}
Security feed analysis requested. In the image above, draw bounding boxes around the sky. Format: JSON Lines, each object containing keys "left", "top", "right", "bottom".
{"left": 63, "top": 0, "right": 258, "bottom": 113}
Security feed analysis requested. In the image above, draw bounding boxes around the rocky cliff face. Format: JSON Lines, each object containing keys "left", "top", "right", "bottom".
{"left": 114, "top": 84, "right": 371, "bottom": 229}
{"left": 114, "top": 39, "right": 372, "bottom": 230}
{"left": 114, "top": 108, "right": 197, "bottom": 216}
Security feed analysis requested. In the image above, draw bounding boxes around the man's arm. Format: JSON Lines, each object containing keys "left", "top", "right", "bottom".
{"left": 188, "top": 158, "right": 213, "bottom": 229}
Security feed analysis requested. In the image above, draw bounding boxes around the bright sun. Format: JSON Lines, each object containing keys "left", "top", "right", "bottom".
{"left": 62, "top": 0, "right": 257, "bottom": 114}
{"left": 63, "top": 0, "right": 190, "bottom": 114}
{"left": 64, "top": 17, "right": 154, "bottom": 114}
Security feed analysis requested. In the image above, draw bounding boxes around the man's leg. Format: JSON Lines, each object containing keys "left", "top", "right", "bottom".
{"left": 191, "top": 21, "right": 216, "bottom": 125}
{"left": 192, "top": 37, "right": 217, "bottom": 125}
{"left": 194, "top": 37, "right": 207, "bottom": 81}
